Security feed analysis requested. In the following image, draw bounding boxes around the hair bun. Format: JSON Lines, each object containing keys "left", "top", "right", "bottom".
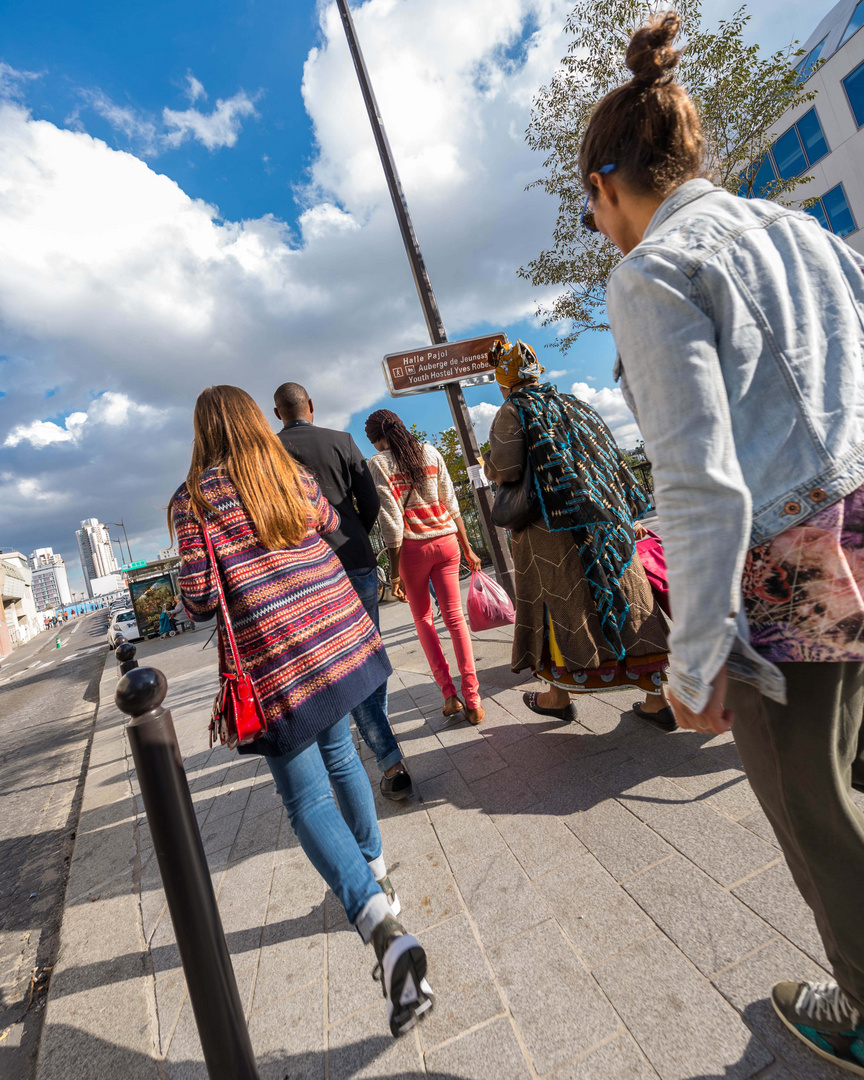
{"left": 626, "top": 10, "right": 681, "bottom": 87}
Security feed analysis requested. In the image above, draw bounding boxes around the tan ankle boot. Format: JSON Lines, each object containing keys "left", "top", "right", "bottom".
{"left": 466, "top": 706, "right": 484, "bottom": 726}
{"left": 442, "top": 696, "right": 465, "bottom": 717}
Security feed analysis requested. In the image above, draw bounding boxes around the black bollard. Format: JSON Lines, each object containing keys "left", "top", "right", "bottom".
{"left": 114, "top": 637, "right": 139, "bottom": 675}
{"left": 116, "top": 647, "right": 259, "bottom": 1080}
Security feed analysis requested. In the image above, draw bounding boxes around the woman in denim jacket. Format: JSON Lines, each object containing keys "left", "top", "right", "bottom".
{"left": 580, "top": 11, "right": 864, "bottom": 1074}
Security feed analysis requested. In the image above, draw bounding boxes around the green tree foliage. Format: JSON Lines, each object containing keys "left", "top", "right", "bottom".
{"left": 520, "top": 0, "right": 815, "bottom": 351}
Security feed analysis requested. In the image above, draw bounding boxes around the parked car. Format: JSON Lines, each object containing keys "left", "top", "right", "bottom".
{"left": 107, "top": 609, "right": 142, "bottom": 649}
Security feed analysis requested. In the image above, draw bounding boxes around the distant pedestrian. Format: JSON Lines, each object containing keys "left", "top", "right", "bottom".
{"left": 581, "top": 11, "right": 864, "bottom": 1071}
{"left": 274, "top": 381, "right": 412, "bottom": 801}
{"left": 169, "top": 386, "right": 433, "bottom": 1037}
{"left": 483, "top": 340, "right": 670, "bottom": 724}
{"left": 365, "top": 410, "right": 484, "bottom": 725}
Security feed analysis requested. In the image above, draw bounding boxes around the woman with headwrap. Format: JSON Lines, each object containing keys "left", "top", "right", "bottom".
{"left": 483, "top": 340, "right": 672, "bottom": 726}
{"left": 365, "top": 410, "right": 485, "bottom": 726}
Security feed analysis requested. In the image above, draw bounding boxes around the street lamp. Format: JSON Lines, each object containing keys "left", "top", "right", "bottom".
{"left": 111, "top": 520, "right": 133, "bottom": 565}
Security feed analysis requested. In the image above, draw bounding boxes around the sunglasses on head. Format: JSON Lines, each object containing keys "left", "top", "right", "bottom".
{"left": 581, "top": 163, "right": 616, "bottom": 233}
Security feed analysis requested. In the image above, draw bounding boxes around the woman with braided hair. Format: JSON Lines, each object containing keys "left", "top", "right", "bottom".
{"left": 365, "top": 410, "right": 485, "bottom": 725}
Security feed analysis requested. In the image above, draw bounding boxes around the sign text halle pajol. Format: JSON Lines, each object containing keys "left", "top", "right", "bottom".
{"left": 383, "top": 333, "right": 506, "bottom": 397}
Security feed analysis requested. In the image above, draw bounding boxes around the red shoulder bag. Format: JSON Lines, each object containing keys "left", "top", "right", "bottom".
{"left": 202, "top": 521, "right": 268, "bottom": 749}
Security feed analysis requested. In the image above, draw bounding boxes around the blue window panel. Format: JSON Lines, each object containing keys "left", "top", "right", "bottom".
{"left": 840, "top": 0, "right": 864, "bottom": 46}
{"left": 773, "top": 127, "right": 808, "bottom": 179}
{"left": 795, "top": 108, "right": 829, "bottom": 165}
{"left": 804, "top": 199, "right": 830, "bottom": 230}
{"left": 798, "top": 36, "right": 827, "bottom": 81}
{"left": 844, "top": 60, "right": 864, "bottom": 127}
{"left": 823, "top": 184, "right": 856, "bottom": 236}
{"left": 739, "top": 154, "right": 778, "bottom": 198}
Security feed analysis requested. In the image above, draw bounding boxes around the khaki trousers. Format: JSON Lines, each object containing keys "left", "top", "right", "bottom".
{"left": 728, "top": 662, "right": 864, "bottom": 1009}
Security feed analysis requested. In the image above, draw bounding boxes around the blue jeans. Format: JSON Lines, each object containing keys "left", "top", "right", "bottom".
{"left": 347, "top": 568, "right": 402, "bottom": 773}
{"left": 266, "top": 714, "right": 388, "bottom": 936}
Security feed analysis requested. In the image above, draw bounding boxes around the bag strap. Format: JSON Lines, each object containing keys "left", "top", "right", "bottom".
{"left": 200, "top": 517, "right": 246, "bottom": 678}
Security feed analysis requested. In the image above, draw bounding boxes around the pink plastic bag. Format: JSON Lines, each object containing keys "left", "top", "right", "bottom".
{"left": 466, "top": 570, "right": 515, "bottom": 632}
{"left": 636, "top": 528, "right": 671, "bottom": 617}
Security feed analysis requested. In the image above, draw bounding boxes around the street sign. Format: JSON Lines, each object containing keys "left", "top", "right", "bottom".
{"left": 383, "top": 333, "right": 506, "bottom": 397}
{"left": 121, "top": 560, "right": 147, "bottom": 571}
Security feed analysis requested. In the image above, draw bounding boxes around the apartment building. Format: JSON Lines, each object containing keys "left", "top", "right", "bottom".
{"left": 746, "top": 0, "right": 864, "bottom": 253}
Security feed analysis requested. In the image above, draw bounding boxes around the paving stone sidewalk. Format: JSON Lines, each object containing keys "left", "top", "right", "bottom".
{"left": 36, "top": 591, "right": 864, "bottom": 1079}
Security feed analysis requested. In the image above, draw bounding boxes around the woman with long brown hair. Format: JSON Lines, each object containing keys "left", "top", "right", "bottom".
{"left": 365, "top": 409, "right": 485, "bottom": 725}
{"left": 168, "top": 386, "right": 433, "bottom": 1038}
{"left": 581, "top": 11, "right": 864, "bottom": 1070}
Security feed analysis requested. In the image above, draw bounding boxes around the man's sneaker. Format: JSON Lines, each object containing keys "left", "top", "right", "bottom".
{"left": 772, "top": 980, "right": 864, "bottom": 1076}
{"left": 380, "top": 770, "right": 413, "bottom": 802}
{"left": 371, "top": 914, "right": 434, "bottom": 1038}
{"left": 377, "top": 874, "right": 401, "bottom": 917}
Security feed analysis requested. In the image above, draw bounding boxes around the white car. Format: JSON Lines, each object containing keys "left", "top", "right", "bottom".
{"left": 108, "top": 609, "right": 142, "bottom": 649}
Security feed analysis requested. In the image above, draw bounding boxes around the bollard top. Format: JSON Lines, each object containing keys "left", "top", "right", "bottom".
{"left": 116, "top": 640, "right": 137, "bottom": 663}
{"left": 116, "top": 666, "right": 168, "bottom": 717}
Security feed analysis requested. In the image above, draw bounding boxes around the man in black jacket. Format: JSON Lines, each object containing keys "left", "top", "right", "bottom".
{"left": 274, "top": 382, "right": 411, "bottom": 801}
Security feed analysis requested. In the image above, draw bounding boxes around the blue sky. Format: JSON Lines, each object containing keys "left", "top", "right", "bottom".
{"left": 0, "top": 0, "right": 819, "bottom": 591}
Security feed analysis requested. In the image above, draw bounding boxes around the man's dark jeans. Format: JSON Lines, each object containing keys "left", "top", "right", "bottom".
{"left": 347, "top": 568, "right": 402, "bottom": 773}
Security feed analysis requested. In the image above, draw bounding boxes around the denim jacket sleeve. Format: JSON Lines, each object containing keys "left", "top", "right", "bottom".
{"left": 607, "top": 252, "right": 752, "bottom": 713}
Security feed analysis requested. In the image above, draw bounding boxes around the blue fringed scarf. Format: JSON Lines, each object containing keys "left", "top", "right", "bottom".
{"left": 510, "top": 383, "right": 650, "bottom": 660}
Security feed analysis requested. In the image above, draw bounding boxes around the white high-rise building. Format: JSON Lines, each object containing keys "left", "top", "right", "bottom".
{"left": 29, "top": 548, "right": 73, "bottom": 611}
{"left": 75, "top": 518, "right": 120, "bottom": 598}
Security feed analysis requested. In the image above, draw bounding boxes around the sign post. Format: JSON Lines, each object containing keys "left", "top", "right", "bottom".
{"left": 337, "top": 0, "right": 514, "bottom": 595}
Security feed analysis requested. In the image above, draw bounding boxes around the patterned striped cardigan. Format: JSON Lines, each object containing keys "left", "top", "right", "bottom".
{"left": 172, "top": 468, "right": 392, "bottom": 757}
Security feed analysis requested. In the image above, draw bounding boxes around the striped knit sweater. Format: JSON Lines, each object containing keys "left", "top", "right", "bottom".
{"left": 172, "top": 468, "right": 392, "bottom": 757}
{"left": 368, "top": 443, "right": 461, "bottom": 549}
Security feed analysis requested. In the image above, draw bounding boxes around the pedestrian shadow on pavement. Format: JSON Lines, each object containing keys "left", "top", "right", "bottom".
{"left": 28, "top": 1022, "right": 474, "bottom": 1080}
{"left": 47, "top": 902, "right": 328, "bottom": 1000}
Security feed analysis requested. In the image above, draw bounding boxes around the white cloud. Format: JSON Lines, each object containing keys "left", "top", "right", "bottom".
{"left": 184, "top": 72, "right": 207, "bottom": 103}
{"left": 545, "top": 368, "right": 569, "bottom": 378}
{"left": 0, "top": 62, "right": 42, "bottom": 100}
{"left": 79, "top": 81, "right": 257, "bottom": 154}
{"left": 163, "top": 90, "right": 258, "bottom": 150}
{"left": 468, "top": 401, "right": 500, "bottom": 445}
{"left": 4, "top": 393, "right": 164, "bottom": 448}
{"left": 0, "top": 0, "right": 573, "bottom": 559}
{"left": 82, "top": 90, "right": 160, "bottom": 154}
{"left": 570, "top": 381, "right": 642, "bottom": 448}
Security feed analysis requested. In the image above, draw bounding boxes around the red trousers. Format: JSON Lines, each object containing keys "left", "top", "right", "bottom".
{"left": 399, "top": 534, "right": 480, "bottom": 709}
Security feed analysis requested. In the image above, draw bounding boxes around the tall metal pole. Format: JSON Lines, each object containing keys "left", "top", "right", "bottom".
{"left": 336, "top": 0, "right": 514, "bottom": 596}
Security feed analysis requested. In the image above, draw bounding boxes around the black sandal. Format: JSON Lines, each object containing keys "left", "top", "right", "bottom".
{"left": 522, "top": 691, "right": 577, "bottom": 723}
{"left": 631, "top": 701, "right": 677, "bottom": 731}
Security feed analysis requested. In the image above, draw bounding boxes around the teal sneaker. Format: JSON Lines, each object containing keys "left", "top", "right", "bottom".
{"left": 772, "top": 980, "right": 864, "bottom": 1076}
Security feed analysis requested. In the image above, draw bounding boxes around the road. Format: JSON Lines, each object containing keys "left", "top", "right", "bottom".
{"left": 0, "top": 612, "right": 108, "bottom": 1080}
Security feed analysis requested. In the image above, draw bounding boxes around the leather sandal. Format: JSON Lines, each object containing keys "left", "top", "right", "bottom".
{"left": 442, "top": 696, "right": 465, "bottom": 717}
{"left": 466, "top": 707, "right": 485, "bottom": 726}
{"left": 631, "top": 701, "right": 677, "bottom": 731}
{"left": 522, "top": 691, "right": 577, "bottom": 723}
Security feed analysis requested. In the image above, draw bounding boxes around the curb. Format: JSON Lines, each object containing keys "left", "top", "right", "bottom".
{"left": 35, "top": 656, "right": 160, "bottom": 1079}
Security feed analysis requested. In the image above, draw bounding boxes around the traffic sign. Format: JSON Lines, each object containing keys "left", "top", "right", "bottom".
{"left": 383, "top": 333, "right": 506, "bottom": 397}
{"left": 121, "top": 560, "right": 147, "bottom": 571}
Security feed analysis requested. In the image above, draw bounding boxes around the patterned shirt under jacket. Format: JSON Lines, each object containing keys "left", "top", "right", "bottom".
{"left": 172, "top": 468, "right": 392, "bottom": 757}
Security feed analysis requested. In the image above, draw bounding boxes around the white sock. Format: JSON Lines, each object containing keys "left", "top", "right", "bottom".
{"left": 368, "top": 853, "right": 387, "bottom": 882}
{"left": 354, "top": 891, "right": 391, "bottom": 944}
